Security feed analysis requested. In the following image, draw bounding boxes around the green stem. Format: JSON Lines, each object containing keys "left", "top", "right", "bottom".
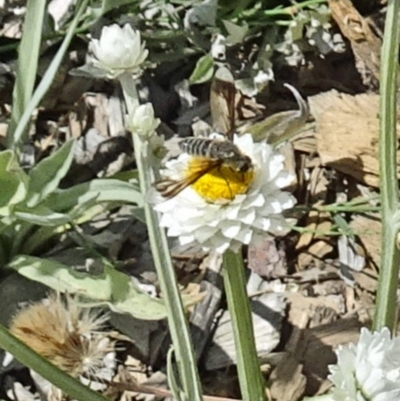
{"left": 223, "top": 249, "right": 266, "bottom": 401}
{"left": 373, "top": 0, "right": 400, "bottom": 331}
{"left": 0, "top": 324, "right": 109, "bottom": 401}
{"left": 119, "top": 73, "right": 202, "bottom": 401}
{"left": 263, "top": 0, "right": 326, "bottom": 16}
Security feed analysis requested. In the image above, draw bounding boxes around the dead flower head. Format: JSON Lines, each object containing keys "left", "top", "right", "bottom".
{"left": 9, "top": 293, "right": 115, "bottom": 379}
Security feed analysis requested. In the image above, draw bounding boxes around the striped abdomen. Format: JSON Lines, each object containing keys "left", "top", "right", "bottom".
{"left": 179, "top": 137, "right": 253, "bottom": 173}
{"left": 179, "top": 137, "right": 239, "bottom": 159}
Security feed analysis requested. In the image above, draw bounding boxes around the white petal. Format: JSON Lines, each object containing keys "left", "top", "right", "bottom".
{"left": 237, "top": 208, "right": 256, "bottom": 224}
{"left": 221, "top": 222, "right": 241, "bottom": 238}
{"left": 179, "top": 235, "right": 195, "bottom": 245}
{"left": 215, "top": 241, "right": 231, "bottom": 254}
{"left": 195, "top": 226, "right": 219, "bottom": 242}
{"left": 235, "top": 133, "right": 255, "bottom": 155}
{"left": 235, "top": 227, "right": 253, "bottom": 244}
{"left": 254, "top": 217, "right": 271, "bottom": 231}
{"left": 225, "top": 204, "right": 241, "bottom": 219}
{"left": 248, "top": 193, "right": 265, "bottom": 207}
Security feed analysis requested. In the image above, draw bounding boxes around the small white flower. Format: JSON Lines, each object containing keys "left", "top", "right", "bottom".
{"left": 130, "top": 103, "right": 160, "bottom": 138}
{"left": 153, "top": 134, "right": 295, "bottom": 254}
{"left": 88, "top": 24, "right": 148, "bottom": 78}
{"left": 211, "top": 34, "right": 227, "bottom": 61}
{"left": 254, "top": 69, "right": 274, "bottom": 91}
{"left": 329, "top": 327, "right": 400, "bottom": 401}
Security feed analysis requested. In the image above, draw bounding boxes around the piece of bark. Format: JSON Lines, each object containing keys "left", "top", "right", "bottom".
{"left": 328, "top": 0, "right": 381, "bottom": 89}
{"left": 189, "top": 251, "right": 223, "bottom": 360}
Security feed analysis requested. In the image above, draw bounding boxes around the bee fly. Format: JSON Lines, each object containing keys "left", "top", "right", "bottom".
{"left": 156, "top": 65, "right": 254, "bottom": 199}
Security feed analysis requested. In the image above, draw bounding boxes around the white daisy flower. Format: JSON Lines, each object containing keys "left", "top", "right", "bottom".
{"left": 153, "top": 133, "right": 296, "bottom": 254}
{"left": 88, "top": 24, "right": 148, "bottom": 79}
{"left": 328, "top": 327, "right": 400, "bottom": 401}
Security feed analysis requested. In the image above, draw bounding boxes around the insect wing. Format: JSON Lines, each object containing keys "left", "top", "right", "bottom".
{"left": 210, "top": 65, "right": 236, "bottom": 141}
{"left": 155, "top": 158, "right": 220, "bottom": 199}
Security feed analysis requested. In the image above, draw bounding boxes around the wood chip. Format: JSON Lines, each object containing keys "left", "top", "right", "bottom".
{"left": 269, "top": 353, "right": 306, "bottom": 401}
{"left": 297, "top": 240, "right": 334, "bottom": 271}
{"left": 328, "top": 0, "right": 381, "bottom": 88}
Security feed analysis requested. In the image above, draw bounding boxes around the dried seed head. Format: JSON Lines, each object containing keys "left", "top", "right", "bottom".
{"left": 10, "top": 293, "right": 115, "bottom": 378}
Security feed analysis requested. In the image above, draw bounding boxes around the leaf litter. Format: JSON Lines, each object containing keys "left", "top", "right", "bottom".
{"left": 0, "top": 0, "right": 391, "bottom": 400}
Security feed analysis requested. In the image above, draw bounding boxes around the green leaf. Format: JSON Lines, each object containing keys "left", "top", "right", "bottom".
{"left": 7, "top": 0, "right": 89, "bottom": 148}
{"left": 69, "top": 64, "right": 110, "bottom": 79}
{"left": 85, "top": 0, "right": 139, "bottom": 21}
{"left": 189, "top": 54, "right": 214, "bottom": 84}
{"left": 223, "top": 20, "right": 248, "bottom": 44}
{"left": 7, "top": 0, "right": 47, "bottom": 142}
{"left": 14, "top": 204, "right": 71, "bottom": 226}
{"left": 26, "top": 140, "right": 75, "bottom": 207}
{"left": 101, "top": 0, "right": 138, "bottom": 14}
{"left": 45, "top": 178, "right": 143, "bottom": 213}
{"left": 8, "top": 255, "right": 168, "bottom": 320}
{"left": 333, "top": 214, "right": 354, "bottom": 238}
{"left": 129, "top": 206, "right": 146, "bottom": 223}
{"left": 0, "top": 151, "right": 28, "bottom": 213}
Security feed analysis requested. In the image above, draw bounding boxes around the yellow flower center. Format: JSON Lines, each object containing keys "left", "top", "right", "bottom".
{"left": 186, "top": 157, "right": 254, "bottom": 203}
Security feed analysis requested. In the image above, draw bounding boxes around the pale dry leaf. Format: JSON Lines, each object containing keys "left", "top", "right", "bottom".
{"left": 205, "top": 293, "right": 285, "bottom": 370}
{"left": 350, "top": 213, "right": 381, "bottom": 267}
{"left": 310, "top": 90, "right": 400, "bottom": 187}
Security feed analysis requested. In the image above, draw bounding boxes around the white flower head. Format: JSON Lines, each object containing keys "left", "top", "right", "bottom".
{"left": 88, "top": 24, "right": 148, "bottom": 79}
{"left": 153, "top": 133, "right": 296, "bottom": 254}
{"left": 329, "top": 327, "right": 400, "bottom": 401}
{"left": 130, "top": 103, "right": 160, "bottom": 138}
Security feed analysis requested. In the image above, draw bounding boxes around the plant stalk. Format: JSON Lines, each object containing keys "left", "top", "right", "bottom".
{"left": 223, "top": 248, "right": 266, "bottom": 401}
{"left": 119, "top": 73, "right": 203, "bottom": 401}
{"left": 373, "top": 0, "right": 400, "bottom": 331}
